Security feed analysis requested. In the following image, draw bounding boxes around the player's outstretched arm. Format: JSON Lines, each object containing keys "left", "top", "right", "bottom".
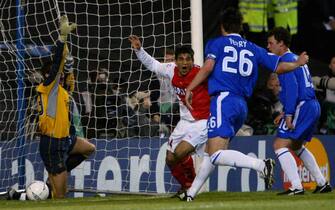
{"left": 275, "top": 51, "right": 309, "bottom": 74}
{"left": 44, "top": 15, "right": 76, "bottom": 85}
{"left": 128, "top": 35, "right": 173, "bottom": 79}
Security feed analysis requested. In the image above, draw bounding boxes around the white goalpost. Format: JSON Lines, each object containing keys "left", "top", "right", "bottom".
{"left": 0, "top": 0, "right": 204, "bottom": 196}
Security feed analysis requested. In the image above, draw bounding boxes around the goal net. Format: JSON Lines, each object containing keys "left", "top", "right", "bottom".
{"left": 0, "top": 0, "right": 191, "bottom": 195}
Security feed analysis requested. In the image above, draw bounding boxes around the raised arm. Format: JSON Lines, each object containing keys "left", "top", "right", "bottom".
{"left": 275, "top": 52, "right": 309, "bottom": 74}
{"left": 64, "top": 55, "right": 75, "bottom": 93}
{"left": 185, "top": 59, "right": 215, "bottom": 110}
{"left": 43, "top": 15, "right": 76, "bottom": 86}
{"left": 129, "top": 35, "right": 174, "bottom": 79}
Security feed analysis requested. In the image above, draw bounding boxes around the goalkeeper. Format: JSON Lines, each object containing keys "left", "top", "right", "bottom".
{"left": 36, "top": 15, "right": 95, "bottom": 199}
{"left": 129, "top": 35, "right": 210, "bottom": 198}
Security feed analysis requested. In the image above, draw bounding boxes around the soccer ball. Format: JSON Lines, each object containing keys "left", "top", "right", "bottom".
{"left": 26, "top": 180, "right": 49, "bottom": 200}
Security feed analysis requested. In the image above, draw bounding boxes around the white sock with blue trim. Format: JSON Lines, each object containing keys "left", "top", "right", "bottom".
{"left": 187, "top": 153, "right": 215, "bottom": 198}
{"left": 275, "top": 147, "right": 303, "bottom": 190}
{"left": 210, "top": 150, "right": 264, "bottom": 172}
{"left": 294, "top": 146, "right": 326, "bottom": 186}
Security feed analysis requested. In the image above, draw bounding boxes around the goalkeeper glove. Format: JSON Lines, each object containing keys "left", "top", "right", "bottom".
{"left": 59, "top": 15, "right": 77, "bottom": 42}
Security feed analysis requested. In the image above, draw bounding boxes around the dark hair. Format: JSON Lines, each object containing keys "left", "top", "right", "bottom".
{"left": 165, "top": 48, "right": 175, "bottom": 55}
{"left": 40, "top": 60, "right": 53, "bottom": 77}
{"left": 220, "top": 7, "right": 243, "bottom": 33}
{"left": 175, "top": 45, "right": 194, "bottom": 60}
{"left": 268, "top": 27, "right": 291, "bottom": 47}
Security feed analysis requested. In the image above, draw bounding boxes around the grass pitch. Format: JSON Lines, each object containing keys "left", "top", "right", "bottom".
{"left": 1, "top": 191, "right": 333, "bottom": 210}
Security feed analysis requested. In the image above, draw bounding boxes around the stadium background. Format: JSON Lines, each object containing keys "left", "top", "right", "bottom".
{"left": 0, "top": 0, "right": 334, "bottom": 195}
{"left": 1, "top": 0, "right": 333, "bottom": 140}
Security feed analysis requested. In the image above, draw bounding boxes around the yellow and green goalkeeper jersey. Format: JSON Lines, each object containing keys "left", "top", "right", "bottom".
{"left": 36, "top": 40, "right": 71, "bottom": 138}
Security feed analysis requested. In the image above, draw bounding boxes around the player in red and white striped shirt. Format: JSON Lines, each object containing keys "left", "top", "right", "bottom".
{"left": 129, "top": 35, "right": 210, "bottom": 197}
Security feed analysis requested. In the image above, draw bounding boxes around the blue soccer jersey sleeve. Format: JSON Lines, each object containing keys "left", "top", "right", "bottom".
{"left": 254, "top": 45, "right": 280, "bottom": 72}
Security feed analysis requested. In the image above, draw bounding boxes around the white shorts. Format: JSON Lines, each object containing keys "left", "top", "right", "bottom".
{"left": 167, "top": 119, "right": 208, "bottom": 155}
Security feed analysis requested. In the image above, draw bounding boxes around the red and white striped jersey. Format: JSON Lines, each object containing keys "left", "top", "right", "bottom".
{"left": 135, "top": 47, "right": 210, "bottom": 121}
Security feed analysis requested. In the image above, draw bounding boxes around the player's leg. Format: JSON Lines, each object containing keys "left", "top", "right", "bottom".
{"left": 292, "top": 141, "right": 332, "bottom": 193}
{"left": 274, "top": 137, "right": 304, "bottom": 195}
{"left": 186, "top": 93, "right": 274, "bottom": 201}
{"left": 174, "top": 140, "right": 196, "bottom": 189}
{"left": 276, "top": 100, "right": 322, "bottom": 195}
{"left": 274, "top": 110, "right": 303, "bottom": 194}
{"left": 209, "top": 139, "right": 266, "bottom": 172}
{"left": 293, "top": 100, "right": 331, "bottom": 193}
{"left": 166, "top": 147, "right": 194, "bottom": 195}
{"left": 185, "top": 138, "right": 222, "bottom": 201}
{"left": 166, "top": 120, "right": 188, "bottom": 192}
{"left": 168, "top": 140, "right": 195, "bottom": 165}
{"left": 39, "top": 135, "right": 70, "bottom": 198}
{"left": 66, "top": 136, "right": 96, "bottom": 172}
{"left": 207, "top": 93, "right": 273, "bottom": 185}
{"left": 167, "top": 119, "right": 207, "bottom": 196}
{"left": 172, "top": 119, "right": 208, "bottom": 190}
{"left": 48, "top": 171, "right": 68, "bottom": 198}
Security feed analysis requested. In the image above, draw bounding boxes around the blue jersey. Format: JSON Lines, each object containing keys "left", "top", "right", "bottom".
{"left": 278, "top": 52, "right": 316, "bottom": 115}
{"left": 205, "top": 34, "right": 280, "bottom": 98}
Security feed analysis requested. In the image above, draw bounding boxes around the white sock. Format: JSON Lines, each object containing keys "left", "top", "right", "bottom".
{"left": 294, "top": 146, "right": 326, "bottom": 186}
{"left": 275, "top": 148, "right": 303, "bottom": 190}
{"left": 20, "top": 192, "right": 27, "bottom": 201}
{"left": 210, "top": 150, "right": 265, "bottom": 172}
{"left": 187, "top": 153, "right": 215, "bottom": 198}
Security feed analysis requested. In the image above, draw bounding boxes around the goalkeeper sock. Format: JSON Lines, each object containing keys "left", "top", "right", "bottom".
{"left": 66, "top": 154, "right": 87, "bottom": 172}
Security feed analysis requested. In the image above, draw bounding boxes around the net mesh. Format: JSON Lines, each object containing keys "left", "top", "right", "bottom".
{"left": 0, "top": 0, "right": 191, "bottom": 194}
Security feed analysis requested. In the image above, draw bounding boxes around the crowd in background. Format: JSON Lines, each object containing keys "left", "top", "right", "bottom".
{"left": 0, "top": 0, "right": 334, "bottom": 140}
{"left": 41, "top": 0, "right": 335, "bottom": 139}
{"left": 68, "top": 55, "right": 335, "bottom": 139}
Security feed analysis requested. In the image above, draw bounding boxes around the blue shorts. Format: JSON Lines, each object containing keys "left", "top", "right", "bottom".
{"left": 276, "top": 100, "right": 320, "bottom": 141}
{"left": 39, "top": 135, "right": 76, "bottom": 174}
{"left": 208, "top": 92, "right": 247, "bottom": 139}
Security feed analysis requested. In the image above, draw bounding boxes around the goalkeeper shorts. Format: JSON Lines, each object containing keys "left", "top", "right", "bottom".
{"left": 39, "top": 135, "right": 77, "bottom": 174}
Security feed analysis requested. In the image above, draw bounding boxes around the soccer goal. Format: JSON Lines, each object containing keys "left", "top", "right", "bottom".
{"left": 0, "top": 0, "right": 204, "bottom": 196}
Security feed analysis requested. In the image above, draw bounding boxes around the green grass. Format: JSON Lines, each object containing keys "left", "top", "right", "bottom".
{"left": 1, "top": 191, "right": 334, "bottom": 210}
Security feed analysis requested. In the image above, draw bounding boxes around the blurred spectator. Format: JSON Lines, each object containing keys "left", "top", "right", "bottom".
{"left": 110, "top": 78, "right": 137, "bottom": 138}
{"left": 313, "top": 56, "right": 335, "bottom": 134}
{"left": 77, "top": 83, "right": 92, "bottom": 138}
{"left": 86, "top": 69, "right": 114, "bottom": 139}
{"left": 127, "top": 91, "right": 170, "bottom": 137}
{"left": 157, "top": 48, "right": 179, "bottom": 130}
{"left": 247, "top": 73, "right": 282, "bottom": 134}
